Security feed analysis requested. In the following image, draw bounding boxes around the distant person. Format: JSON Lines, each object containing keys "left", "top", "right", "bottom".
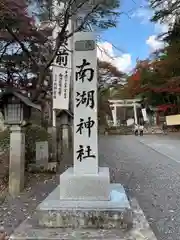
{"left": 134, "top": 124, "right": 139, "bottom": 136}
{"left": 162, "top": 121, "right": 167, "bottom": 135}
{"left": 139, "top": 124, "right": 144, "bottom": 136}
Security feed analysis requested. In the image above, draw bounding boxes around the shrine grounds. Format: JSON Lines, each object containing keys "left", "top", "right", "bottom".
{"left": 1, "top": 134, "right": 180, "bottom": 239}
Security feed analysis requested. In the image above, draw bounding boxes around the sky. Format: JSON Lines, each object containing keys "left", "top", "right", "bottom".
{"left": 97, "top": 0, "right": 169, "bottom": 73}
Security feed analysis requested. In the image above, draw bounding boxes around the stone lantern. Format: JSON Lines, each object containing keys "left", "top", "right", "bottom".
{"left": 0, "top": 89, "right": 41, "bottom": 196}
{"left": 56, "top": 109, "right": 73, "bottom": 127}
{"left": 0, "top": 90, "right": 41, "bottom": 126}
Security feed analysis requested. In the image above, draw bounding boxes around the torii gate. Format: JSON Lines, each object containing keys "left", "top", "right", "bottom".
{"left": 109, "top": 99, "right": 141, "bottom": 126}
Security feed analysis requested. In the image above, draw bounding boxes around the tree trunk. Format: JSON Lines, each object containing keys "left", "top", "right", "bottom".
{"left": 40, "top": 103, "right": 48, "bottom": 129}
{"left": 32, "top": 70, "right": 45, "bottom": 101}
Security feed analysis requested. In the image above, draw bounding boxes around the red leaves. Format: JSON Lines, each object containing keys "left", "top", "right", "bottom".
{"left": 130, "top": 70, "right": 140, "bottom": 81}
{"left": 157, "top": 104, "right": 176, "bottom": 112}
{"left": 0, "top": 0, "right": 29, "bottom": 19}
{"left": 0, "top": 0, "right": 36, "bottom": 41}
{"left": 132, "top": 85, "right": 180, "bottom": 94}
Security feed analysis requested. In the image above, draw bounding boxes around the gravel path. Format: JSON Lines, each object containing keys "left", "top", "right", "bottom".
{"left": 0, "top": 150, "right": 73, "bottom": 235}
{"left": 99, "top": 135, "right": 180, "bottom": 240}
{"left": 0, "top": 173, "right": 58, "bottom": 235}
{"left": 2, "top": 135, "right": 180, "bottom": 239}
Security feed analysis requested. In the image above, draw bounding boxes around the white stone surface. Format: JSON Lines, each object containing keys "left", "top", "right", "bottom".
{"left": 73, "top": 32, "right": 98, "bottom": 175}
{"left": 36, "top": 141, "right": 48, "bottom": 163}
{"left": 10, "top": 197, "right": 157, "bottom": 240}
{"left": 9, "top": 125, "right": 25, "bottom": 196}
{"left": 59, "top": 167, "right": 110, "bottom": 200}
{"left": 38, "top": 183, "right": 130, "bottom": 210}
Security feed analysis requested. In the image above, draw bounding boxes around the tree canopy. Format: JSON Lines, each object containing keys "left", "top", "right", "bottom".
{"left": 120, "top": 7, "right": 180, "bottom": 115}
{"left": 97, "top": 60, "right": 126, "bottom": 125}
{"left": 150, "top": 0, "right": 180, "bottom": 24}
{"left": 0, "top": 0, "right": 121, "bottom": 102}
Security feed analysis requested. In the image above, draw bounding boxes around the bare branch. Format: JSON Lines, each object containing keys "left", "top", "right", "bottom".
{"left": 44, "top": 10, "right": 70, "bottom": 71}
{"left": 47, "top": 1, "right": 100, "bottom": 68}
{"left": 67, "top": 4, "right": 100, "bottom": 38}
{"left": 0, "top": 41, "right": 13, "bottom": 62}
{"left": 69, "top": 0, "right": 90, "bottom": 17}
{"left": 5, "top": 25, "right": 38, "bottom": 69}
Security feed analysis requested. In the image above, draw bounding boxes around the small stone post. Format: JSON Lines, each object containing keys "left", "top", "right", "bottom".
{"left": 9, "top": 125, "right": 25, "bottom": 197}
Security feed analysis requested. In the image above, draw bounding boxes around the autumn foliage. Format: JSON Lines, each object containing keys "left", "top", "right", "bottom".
{"left": 98, "top": 60, "right": 126, "bottom": 124}
{"left": 117, "top": 0, "right": 180, "bottom": 111}
{"left": 0, "top": 0, "right": 35, "bottom": 39}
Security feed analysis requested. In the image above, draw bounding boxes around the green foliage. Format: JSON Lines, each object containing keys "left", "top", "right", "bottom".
{"left": 0, "top": 124, "right": 51, "bottom": 164}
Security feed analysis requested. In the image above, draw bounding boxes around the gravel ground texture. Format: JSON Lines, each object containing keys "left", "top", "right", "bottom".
{"left": 99, "top": 135, "right": 180, "bottom": 240}
{"left": 0, "top": 151, "right": 73, "bottom": 235}
{"left": 10, "top": 197, "right": 157, "bottom": 240}
{"left": 1, "top": 135, "right": 180, "bottom": 240}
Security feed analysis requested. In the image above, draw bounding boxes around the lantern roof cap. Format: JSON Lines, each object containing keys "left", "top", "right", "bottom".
{"left": 0, "top": 89, "right": 41, "bottom": 111}
{"left": 56, "top": 109, "right": 73, "bottom": 118}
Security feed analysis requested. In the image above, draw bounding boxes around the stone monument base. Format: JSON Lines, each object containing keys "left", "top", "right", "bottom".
{"left": 10, "top": 198, "right": 158, "bottom": 240}
{"left": 35, "top": 167, "right": 133, "bottom": 229}
{"left": 36, "top": 183, "right": 132, "bottom": 229}
{"left": 10, "top": 167, "right": 134, "bottom": 240}
{"left": 60, "top": 167, "right": 110, "bottom": 200}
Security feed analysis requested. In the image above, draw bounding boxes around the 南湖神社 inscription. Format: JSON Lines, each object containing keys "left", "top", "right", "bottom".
{"left": 76, "top": 90, "right": 95, "bottom": 109}
{"left": 76, "top": 117, "right": 95, "bottom": 138}
{"left": 76, "top": 59, "right": 95, "bottom": 82}
{"left": 75, "top": 54, "right": 96, "bottom": 162}
{"left": 73, "top": 32, "right": 98, "bottom": 175}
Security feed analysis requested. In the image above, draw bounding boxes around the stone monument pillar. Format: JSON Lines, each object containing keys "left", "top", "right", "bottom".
{"left": 9, "top": 125, "right": 25, "bottom": 196}
{"left": 59, "top": 32, "right": 110, "bottom": 200}
{"left": 37, "top": 32, "right": 132, "bottom": 230}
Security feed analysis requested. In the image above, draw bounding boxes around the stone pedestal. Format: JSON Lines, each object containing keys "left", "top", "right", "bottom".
{"left": 60, "top": 167, "right": 110, "bottom": 200}
{"left": 36, "top": 166, "right": 133, "bottom": 230}
{"left": 10, "top": 197, "right": 156, "bottom": 240}
{"left": 37, "top": 182, "right": 132, "bottom": 229}
{"left": 9, "top": 125, "right": 25, "bottom": 196}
